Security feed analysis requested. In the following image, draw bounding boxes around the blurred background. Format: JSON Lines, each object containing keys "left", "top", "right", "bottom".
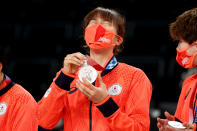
{"left": 1, "top": 0, "right": 197, "bottom": 130}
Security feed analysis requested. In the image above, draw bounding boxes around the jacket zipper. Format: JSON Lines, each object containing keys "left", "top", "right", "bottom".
{"left": 89, "top": 101, "right": 93, "bottom": 131}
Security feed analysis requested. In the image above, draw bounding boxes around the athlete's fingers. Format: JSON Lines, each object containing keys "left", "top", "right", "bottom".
{"left": 157, "top": 122, "right": 161, "bottom": 128}
{"left": 76, "top": 82, "right": 91, "bottom": 98}
{"left": 72, "top": 52, "right": 86, "bottom": 61}
{"left": 164, "top": 111, "right": 174, "bottom": 121}
{"left": 157, "top": 118, "right": 168, "bottom": 126}
{"left": 65, "top": 56, "right": 83, "bottom": 66}
{"left": 165, "top": 125, "right": 177, "bottom": 131}
{"left": 64, "top": 52, "right": 85, "bottom": 64}
{"left": 64, "top": 59, "right": 81, "bottom": 66}
{"left": 77, "top": 86, "right": 91, "bottom": 98}
{"left": 82, "top": 78, "right": 96, "bottom": 91}
{"left": 76, "top": 80, "right": 94, "bottom": 96}
{"left": 157, "top": 118, "right": 162, "bottom": 128}
{"left": 158, "top": 127, "right": 164, "bottom": 131}
{"left": 182, "top": 122, "right": 193, "bottom": 129}
{"left": 97, "top": 73, "right": 105, "bottom": 87}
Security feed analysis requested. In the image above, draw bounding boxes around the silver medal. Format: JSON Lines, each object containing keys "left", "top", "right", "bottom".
{"left": 78, "top": 60, "right": 97, "bottom": 83}
{"left": 168, "top": 121, "right": 186, "bottom": 129}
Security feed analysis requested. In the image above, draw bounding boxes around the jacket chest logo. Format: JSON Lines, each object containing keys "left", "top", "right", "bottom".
{"left": 108, "top": 84, "right": 122, "bottom": 96}
{"left": 0, "top": 102, "right": 7, "bottom": 116}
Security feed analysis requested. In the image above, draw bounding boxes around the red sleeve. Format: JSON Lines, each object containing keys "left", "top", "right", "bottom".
{"left": 174, "top": 79, "right": 189, "bottom": 121}
{"left": 174, "top": 89, "right": 185, "bottom": 121}
{"left": 11, "top": 89, "right": 38, "bottom": 131}
{"left": 38, "top": 69, "right": 74, "bottom": 129}
{"left": 96, "top": 69, "right": 152, "bottom": 131}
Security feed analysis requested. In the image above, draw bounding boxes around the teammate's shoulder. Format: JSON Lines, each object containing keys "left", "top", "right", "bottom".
{"left": 10, "top": 84, "right": 36, "bottom": 103}
{"left": 183, "top": 73, "right": 197, "bottom": 85}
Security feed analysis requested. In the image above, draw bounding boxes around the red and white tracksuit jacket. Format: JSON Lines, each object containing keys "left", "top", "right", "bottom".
{"left": 174, "top": 73, "right": 197, "bottom": 130}
{"left": 38, "top": 55, "right": 152, "bottom": 131}
{"left": 0, "top": 75, "right": 38, "bottom": 131}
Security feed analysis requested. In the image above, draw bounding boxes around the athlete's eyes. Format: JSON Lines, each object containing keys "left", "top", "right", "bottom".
{"left": 102, "top": 21, "right": 111, "bottom": 26}
{"left": 89, "top": 20, "right": 96, "bottom": 25}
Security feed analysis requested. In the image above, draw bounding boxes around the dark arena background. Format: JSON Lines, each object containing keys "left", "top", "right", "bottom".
{"left": 1, "top": 0, "right": 197, "bottom": 130}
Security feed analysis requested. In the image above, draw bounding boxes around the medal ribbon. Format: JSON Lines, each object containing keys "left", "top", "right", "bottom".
{"left": 86, "top": 55, "right": 118, "bottom": 71}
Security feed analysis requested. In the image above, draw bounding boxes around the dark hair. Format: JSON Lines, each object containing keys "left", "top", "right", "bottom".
{"left": 0, "top": 46, "right": 7, "bottom": 73}
{"left": 169, "top": 8, "right": 197, "bottom": 44}
{"left": 83, "top": 7, "right": 125, "bottom": 55}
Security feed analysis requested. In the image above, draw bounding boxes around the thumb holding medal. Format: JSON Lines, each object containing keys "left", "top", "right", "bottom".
{"left": 63, "top": 52, "right": 108, "bottom": 104}
{"left": 63, "top": 52, "right": 86, "bottom": 75}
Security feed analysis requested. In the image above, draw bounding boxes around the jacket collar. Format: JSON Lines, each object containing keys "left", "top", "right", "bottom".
{"left": 0, "top": 75, "right": 15, "bottom": 96}
{"left": 105, "top": 55, "right": 118, "bottom": 70}
{"left": 86, "top": 54, "right": 118, "bottom": 77}
{"left": 101, "top": 55, "right": 118, "bottom": 76}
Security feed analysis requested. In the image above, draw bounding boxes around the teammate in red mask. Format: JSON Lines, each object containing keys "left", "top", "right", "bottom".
{"left": 38, "top": 7, "right": 152, "bottom": 131}
{"left": 157, "top": 8, "right": 197, "bottom": 131}
{"left": 176, "top": 41, "right": 197, "bottom": 69}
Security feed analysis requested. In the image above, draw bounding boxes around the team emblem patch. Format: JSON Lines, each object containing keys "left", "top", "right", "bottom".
{"left": 0, "top": 103, "right": 7, "bottom": 116}
{"left": 44, "top": 88, "right": 52, "bottom": 98}
{"left": 108, "top": 84, "right": 122, "bottom": 96}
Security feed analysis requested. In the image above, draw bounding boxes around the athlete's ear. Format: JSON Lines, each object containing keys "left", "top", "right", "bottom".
{"left": 0, "top": 62, "right": 2, "bottom": 73}
{"left": 114, "top": 36, "right": 123, "bottom": 46}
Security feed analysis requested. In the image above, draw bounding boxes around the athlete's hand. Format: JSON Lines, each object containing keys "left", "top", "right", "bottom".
{"left": 157, "top": 112, "right": 193, "bottom": 131}
{"left": 157, "top": 118, "right": 169, "bottom": 131}
{"left": 63, "top": 52, "right": 86, "bottom": 74}
{"left": 157, "top": 122, "right": 193, "bottom": 131}
{"left": 182, "top": 123, "right": 194, "bottom": 130}
{"left": 76, "top": 73, "right": 108, "bottom": 104}
{"left": 157, "top": 112, "right": 174, "bottom": 130}
{"left": 164, "top": 112, "right": 175, "bottom": 120}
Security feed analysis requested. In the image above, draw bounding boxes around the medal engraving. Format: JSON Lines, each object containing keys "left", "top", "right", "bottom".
{"left": 78, "top": 60, "right": 97, "bottom": 83}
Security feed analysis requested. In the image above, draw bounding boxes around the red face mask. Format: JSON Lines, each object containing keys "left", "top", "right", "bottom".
{"left": 84, "top": 24, "right": 123, "bottom": 49}
{"left": 176, "top": 41, "right": 197, "bottom": 68}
